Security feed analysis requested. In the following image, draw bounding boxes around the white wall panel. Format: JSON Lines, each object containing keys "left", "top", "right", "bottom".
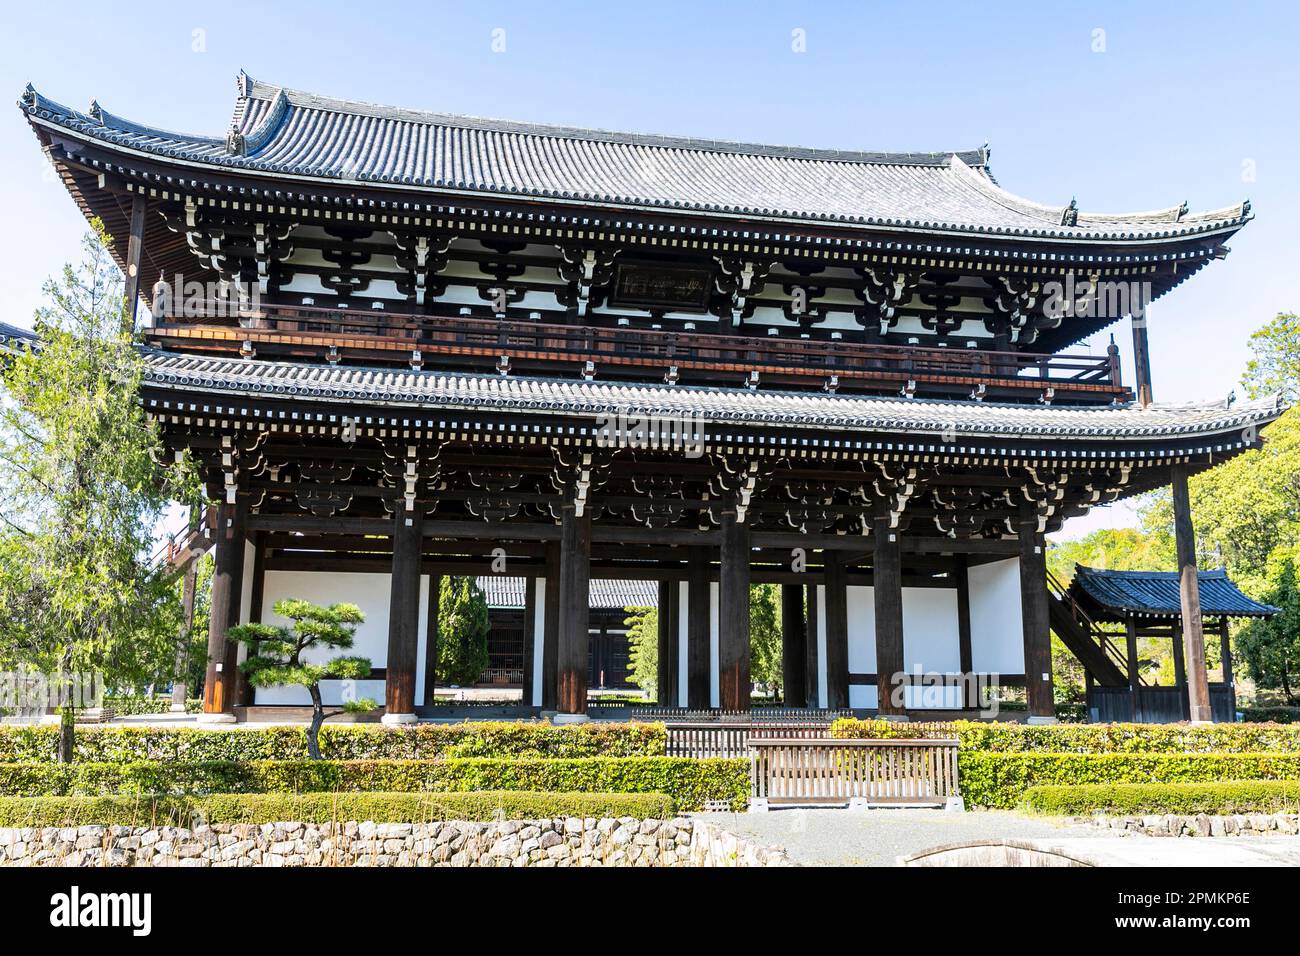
{"left": 968, "top": 558, "right": 1025, "bottom": 675}
{"left": 709, "top": 582, "right": 720, "bottom": 709}
{"left": 902, "top": 587, "right": 962, "bottom": 673}
{"left": 815, "top": 585, "right": 827, "bottom": 708}
{"left": 531, "top": 578, "right": 546, "bottom": 707}
{"left": 677, "top": 582, "right": 689, "bottom": 707}
{"left": 846, "top": 585, "right": 876, "bottom": 674}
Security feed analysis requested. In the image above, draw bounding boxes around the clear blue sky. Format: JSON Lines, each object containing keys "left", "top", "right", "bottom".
{"left": 4, "top": 1, "right": 1297, "bottom": 538}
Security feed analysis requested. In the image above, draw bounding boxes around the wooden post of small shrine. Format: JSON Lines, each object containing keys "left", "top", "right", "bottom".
{"left": 1171, "top": 463, "right": 1212, "bottom": 722}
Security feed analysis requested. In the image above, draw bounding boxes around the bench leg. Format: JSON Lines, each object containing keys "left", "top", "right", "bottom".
{"left": 944, "top": 796, "right": 966, "bottom": 813}
{"left": 748, "top": 798, "right": 769, "bottom": 813}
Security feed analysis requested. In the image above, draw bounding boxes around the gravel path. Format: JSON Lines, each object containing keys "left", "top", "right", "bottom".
{"left": 703, "top": 808, "right": 1102, "bottom": 866}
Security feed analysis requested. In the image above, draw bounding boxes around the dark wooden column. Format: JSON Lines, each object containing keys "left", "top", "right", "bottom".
{"left": 804, "top": 582, "right": 820, "bottom": 707}
{"left": 1218, "top": 618, "right": 1234, "bottom": 684}
{"left": 234, "top": 533, "right": 266, "bottom": 708}
{"left": 1016, "top": 512, "right": 1055, "bottom": 721}
{"left": 1125, "top": 613, "right": 1141, "bottom": 722}
{"left": 1171, "top": 622, "right": 1188, "bottom": 689}
{"left": 541, "top": 543, "right": 560, "bottom": 710}
{"left": 521, "top": 574, "right": 537, "bottom": 706}
{"left": 200, "top": 499, "right": 247, "bottom": 720}
{"left": 718, "top": 509, "right": 752, "bottom": 711}
{"left": 781, "top": 584, "right": 807, "bottom": 707}
{"left": 1171, "top": 463, "right": 1212, "bottom": 722}
{"left": 824, "top": 551, "right": 850, "bottom": 710}
{"left": 656, "top": 579, "right": 679, "bottom": 707}
{"left": 555, "top": 504, "right": 592, "bottom": 717}
{"left": 121, "top": 193, "right": 147, "bottom": 333}
{"left": 687, "top": 547, "right": 712, "bottom": 709}
{"left": 873, "top": 520, "right": 906, "bottom": 717}
{"left": 1131, "top": 314, "right": 1153, "bottom": 408}
{"left": 423, "top": 573, "right": 442, "bottom": 706}
{"left": 170, "top": 558, "right": 198, "bottom": 712}
{"left": 955, "top": 556, "right": 974, "bottom": 709}
{"left": 383, "top": 508, "right": 422, "bottom": 722}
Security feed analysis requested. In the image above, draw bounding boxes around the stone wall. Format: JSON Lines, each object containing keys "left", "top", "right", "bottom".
{"left": 1080, "top": 813, "right": 1300, "bottom": 838}
{"left": 0, "top": 817, "right": 791, "bottom": 867}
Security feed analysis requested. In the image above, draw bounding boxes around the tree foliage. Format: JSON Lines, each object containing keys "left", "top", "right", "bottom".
{"left": 1235, "top": 548, "right": 1300, "bottom": 704}
{"left": 229, "top": 599, "right": 374, "bottom": 759}
{"left": 1243, "top": 312, "right": 1300, "bottom": 406}
{"left": 624, "top": 606, "right": 658, "bottom": 699}
{"left": 436, "top": 577, "right": 490, "bottom": 686}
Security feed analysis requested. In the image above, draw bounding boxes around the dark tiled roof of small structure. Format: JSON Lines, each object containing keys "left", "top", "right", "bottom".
{"left": 138, "top": 348, "right": 1282, "bottom": 444}
{"left": 477, "top": 576, "right": 657, "bottom": 610}
{"left": 18, "top": 73, "right": 1250, "bottom": 243}
{"left": 1071, "top": 566, "right": 1279, "bottom": 619}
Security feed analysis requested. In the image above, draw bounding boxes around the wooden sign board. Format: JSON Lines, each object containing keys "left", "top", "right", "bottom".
{"left": 609, "top": 262, "right": 712, "bottom": 313}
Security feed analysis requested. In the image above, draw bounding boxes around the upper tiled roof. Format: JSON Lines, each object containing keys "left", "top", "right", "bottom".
{"left": 139, "top": 347, "right": 1282, "bottom": 445}
{"left": 477, "top": 576, "right": 656, "bottom": 610}
{"left": 1071, "top": 566, "right": 1278, "bottom": 619}
{"left": 19, "top": 73, "right": 1250, "bottom": 243}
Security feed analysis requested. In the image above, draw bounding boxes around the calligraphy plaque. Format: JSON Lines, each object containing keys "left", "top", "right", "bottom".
{"left": 608, "top": 262, "right": 712, "bottom": 312}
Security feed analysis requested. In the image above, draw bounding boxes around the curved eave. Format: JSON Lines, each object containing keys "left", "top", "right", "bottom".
{"left": 21, "top": 84, "right": 1251, "bottom": 250}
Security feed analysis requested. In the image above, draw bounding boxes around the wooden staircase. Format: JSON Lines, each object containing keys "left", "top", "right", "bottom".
{"left": 1046, "top": 571, "right": 1130, "bottom": 687}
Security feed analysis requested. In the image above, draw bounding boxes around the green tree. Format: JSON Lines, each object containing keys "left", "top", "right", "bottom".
{"left": 1243, "top": 312, "right": 1300, "bottom": 405}
{"left": 0, "top": 223, "right": 196, "bottom": 760}
{"left": 1235, "top": 548, "right": 1300, "bottom": 704}
{"left": 751, "top": 584, "right": 782, "bottom": 698}
{"left": 437, "top": 576, "right": 490, "bottom": 686}
{"left": 624, "top": 605, "right": 658, "bottom": 698}
{"left": 229, "top": 599, "right": 375, "bottom": 759}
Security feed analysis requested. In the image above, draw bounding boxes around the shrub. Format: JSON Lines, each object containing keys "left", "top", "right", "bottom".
{"left": 1018, "top": 780, "right": 1300, "bottom": 816}
{"left": 1242, "top": 706, "right": 1300, "bottom": 724}
{"left": 0, "top": 756, "right": 750, "bottom": 812}
{"left": 103, "top": 696, "right": 202, "bottom": 716}
{"left": 0, "top": 790, "right": 676, "bottom": 827}
{"left": 0, "top": 721, "right": 668, "bottom": 763}
{"left": 829, "top": 718, "right": 1300, "bottom": 753}
{"left": 958, "top": 752, "right": 1300, "bottom": 809}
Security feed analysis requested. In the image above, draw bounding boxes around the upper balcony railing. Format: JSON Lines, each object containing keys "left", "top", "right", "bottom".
{"left": 148, "top": 302, "right": 1129, "bottom": 405}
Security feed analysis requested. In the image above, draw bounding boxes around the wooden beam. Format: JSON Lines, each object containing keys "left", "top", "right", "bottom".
{"left": 423, "top": 573, "right": 441, "bottom": 706}
{"left": 1219, "top": 617, "right": 1234, "bottom": 685}
{"left": 687, "top": 547, "right": 711, "bottom": 709}
{"left": 384, "top": 508, "right": 422, "bottom": 720}
{"left": 1017, "top": 511, "right": 1055, "bottom": 721}
{"left": 555, "top": 505, "right": 592, "bottom": 715}
{"left": 234, "top": 533, "right": 266, "bottom": 708}
{"left": 122, "top": 193, "right": 147, "bottom": 333}
{"left": 521, "top": 573, "right": 537, "bottom": 706}
{"left": 873, "top": 521, "right": 905, "bottom": 716}
{"left": 1131, "top": 314, "right": 1154, "bottom": 408}
{"left": 804, "top": 583, "right": 820, "bottom": 708}
{"left": 718, "top": 509, "right": 751, "bottom": 711}
{"left": 1171, "top": 464, "right": 1211, "bottom": 722}
{"left": 656, "top": 579, "right": 679, "bottom": 707}
{"left": 781, "top": 583, "right": 807, "bottom": 708}
{"left": 955, "top": 556, "right": 974, "bottom": 709}
{"left": 201, "top": 499, "right": 247, "bottom": 717}
{"left": 824, "top": 551, "right": 850, "bottom": 710}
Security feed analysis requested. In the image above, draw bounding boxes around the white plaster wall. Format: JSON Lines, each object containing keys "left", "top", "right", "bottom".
{"left": 902, "top": 587, "right": 961, "bottom": 673}
{"left": 677, "top": 582, "right": 689, "bottom": 707}
{"left": 531, "top": 578, "right": 546, "bottom": 707}
{"left": 254, "top": 571, "right": 392, "bottom": 706}
{"left": 846, "top": 585, "right": 877, "bottom": 675}
{"left": 709, "top": 582, "right": 720, "bottom": 709}
{"left": 968, "top": 558, "right": 1025, "bottom": 675}
{"left": 412, "top": 574, "right": 430, "bottom": 707}
{"left": 815, "top": 585, "right": 828, "bottom": 709}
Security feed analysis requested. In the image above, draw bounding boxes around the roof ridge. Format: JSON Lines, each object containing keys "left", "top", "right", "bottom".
{"left": 235, "top": 72, "right": 984, "bottom": 168}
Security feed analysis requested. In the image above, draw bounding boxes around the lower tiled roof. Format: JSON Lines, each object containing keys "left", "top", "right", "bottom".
{"left": 1071, "top": 566, "right": 1278, "bottom": 619}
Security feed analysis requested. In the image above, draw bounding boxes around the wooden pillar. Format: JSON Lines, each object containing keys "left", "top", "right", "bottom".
{"left": 200, "top": 499, "right": 247, "bottom": 719}
{"left": 873, "top": 519, "right": 906, "bottom": 717}
{"left": 1125, "top": 613, "right": 1141, "bottom": 722}
{"left": 955, "top": 556, "right": 974, "bottom": 709}
{"left": 656, "top": 579, "right": 679, "bottom": 707}
{"left": 804, "top": 582, "right": 820, "bottom": 708}
{"left": 1131, "top": 313, "right": 1153, "bottom": 408}
{"left": 541, "top": 544, "right": 560, "bottom": 710}
{"left": 718, "top": 509, "right": 751, "bottom": 711}
{"left": 1171, "top": 622, "right": 1188, "bottom": 689}
{"left": 687, "top": 547, "right": 712, "bottom": 709}
{"left": 781, "top": 584, "right": 807, "bottom": 708}
{"left": 122, "top": 193, "right": 147, "bottom": 333}
{"left": 521, "top": 574, "right": 537, "bottom": 706}
{"left": 233, "top": 533, "right": 265, "bottom": 708}
{"left": 1171, "top": 464, "right": 1212, "bottom": 722}
{"left": 423, "top": 573, "right": 442, "bottom": 706}
{"left": 1219, "top": 618, "right": 1234, "bottom": 685}
{"left": 1016, "top": 512, "right": 1055, "bottom": 722}
{"left": 170, "top": 558, "right": 198, "bottom": 712}
{"left": 824, "top": 552, "right": 849, "bottom": 710}
{"left": 555, "top": 504, "right": 592, "bottom": 716}
{"left": 383, "top": 508, "right": 422, "bottom": 722}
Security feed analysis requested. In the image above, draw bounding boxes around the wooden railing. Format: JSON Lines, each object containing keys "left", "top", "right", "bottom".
{"left": 152, "top": 301, "right": 1128, "bottom": 402}
{"left": 664, "top": 721, "right": 833, "bottom": 758}
{"left": 630, "top": 707, "right": 852, "bottom": 722}
{"left": 750, "top": 738, "right": 960, "bottom": 806}
{"left": 1046, "top": 569, "right": 1135, "bottom": 681}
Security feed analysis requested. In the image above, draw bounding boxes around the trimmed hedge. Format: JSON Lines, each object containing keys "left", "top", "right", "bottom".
{"left": 1242, "top": 706, "right": 1300, "bottom": 724}
{"left": 0, "top": 721, "right": 667, "bottom": 763}
{"left": 829, "top": 718, "right": 1300, "bottom": 753}
{"left": 0, "top": 757, "right": 749, "bottom": 812}
{"left": 103, "top": 696, "right": 202, "bottom": 716}
{"left": 0, "top": 790, "right": 676, "bottom": 827}
{"left": 1018, "top": 780, "right": 1300, "bottom": 817}
{"left": 959, "top": 752, "right": 1300, "bottom": 809}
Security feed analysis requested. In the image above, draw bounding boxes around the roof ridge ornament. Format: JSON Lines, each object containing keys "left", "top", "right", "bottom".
{"left": 1060, "top": 197, "right": 1079, "bottom": 227}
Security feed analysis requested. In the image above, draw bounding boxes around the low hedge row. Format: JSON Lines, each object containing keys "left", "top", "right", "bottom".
{"left": 0, "top": 757, "right": 749, "bottom": 812}
{"left": 959, "top": 752, "right": 1300, "bottom": 809}
{"left": 0, "top": 790, "right": 676, "bottom": 827}
{"left": 830, "top": 718, "right": 1300, "bottom": 753}
{"left": 1242, "top": 706, "right": 1300, "bottom": 724}
{"left": 103, "top": 696, "right": 203, "bottom": 716}
{"left": 1018, "top": 781, "right": 1300, "bottom": 817}
{"left": 0, "top": 722, "right": 667, "bottom": 763}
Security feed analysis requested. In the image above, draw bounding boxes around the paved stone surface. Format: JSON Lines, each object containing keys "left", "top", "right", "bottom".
{"left": 701, "top": 808, "right": 1105, "bottom": 867}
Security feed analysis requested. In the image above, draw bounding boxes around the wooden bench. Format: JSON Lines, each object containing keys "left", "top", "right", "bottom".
{"left": 664, "top": 721, "right": 834, "bottom": 758}
{"left": 750, "top": 738, "right": 960, "bottom": 807}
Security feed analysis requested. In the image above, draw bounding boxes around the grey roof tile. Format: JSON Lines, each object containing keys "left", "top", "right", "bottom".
{"left": 1071, "top": 566, "right": 1278, "bottom": 619}
{"left": 19, "top": 75, "right": 1250, "bottom": 243}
